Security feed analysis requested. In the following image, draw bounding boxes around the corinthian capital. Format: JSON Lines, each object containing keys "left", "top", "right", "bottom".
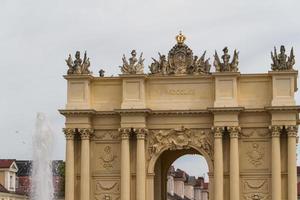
{"left": 269, "top": 125, "right": 283, "bottom": 137}
{"left": 63, "top": 128, "right": 76, "bottom": 140}
{"left": 118, "top": 128, "right": 132, "bottom": 139}
{"left": 134, "top": 128, "right": 148, "bottom": 140}
{"left": 212, "top": 126, "right": 225, "bottom": 138}
{"left": 286, "top": 125, "right": 298, "bottom": 137}
{"left": 227, "top": 126, "right": 241, "bottom": 138}
{"left": 78, "top": 128, "right": 94, "bottom": 140}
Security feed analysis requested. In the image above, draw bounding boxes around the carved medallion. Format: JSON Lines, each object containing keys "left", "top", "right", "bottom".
{"left": 99, "top": 146, "right": 117, "bottom": 169}
{"left": 168, "top": 42, "right": 193, "bottom": 74}
{"left": 246, "top": 143, "right": 264, "bottom": 167}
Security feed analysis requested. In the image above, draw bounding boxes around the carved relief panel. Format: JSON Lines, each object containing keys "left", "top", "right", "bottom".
{"left": 93, "top": 179, "right": 120, "bottom": 200}
{"left": 146, "top": 127, "right": 213, "bottom": 162}
{"left": 91, "top": 131, "right": 121, "bottom": 174}
{"left": 240, "top": 140, "right": 270, "bottom": 171}
{"left": 241, "top": 179, "right": 270, "bottom": 200}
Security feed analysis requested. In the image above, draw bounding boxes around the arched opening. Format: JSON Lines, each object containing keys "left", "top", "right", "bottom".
{"left": 153, "top": 148, "right": 210, "bottom": 200}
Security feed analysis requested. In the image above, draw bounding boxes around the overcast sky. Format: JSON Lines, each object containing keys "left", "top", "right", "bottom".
{"left": 1, "top": 0, "right": 300, "bottom": 177}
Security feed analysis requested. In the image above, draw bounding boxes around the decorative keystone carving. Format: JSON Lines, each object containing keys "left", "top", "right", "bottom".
{"left": 65, "top": 51, "right": 91, "bottom": 75}
{"left": 149, "top": 32, "right": 211, "bottom": 75}
{"left": 286, "top": 125, "right": 298, "bottom": 137}
{"left": 213, "top": 47, "right": 239, "bottom": 72}
{"left": 63, "top": 128, "right": 76, "bottom": 140}
{"left": 271, "top": 45, "right": 295, "bottom": 71}
{"left": 120, "top": 50, "right": 144, "bottom": 74}
{"left": 118, "top": 128, "right": 132, "bottom": 139}
{"left": 147, "top": 126, "right": 213, "bottom": 160}
{"left": 134, "top": 128, "right": 148, "bottom": 140}
{"left": 269, "top": 125, "right": 283, "bottom": 137}
{"left": 227, "top": 126, "right": 241, "bottom": 138}
{"left": 212, "top": 126, "right": 225, "bottom": 138}
{"left": 78, "top": 128, "right": 94, "bottom": 140}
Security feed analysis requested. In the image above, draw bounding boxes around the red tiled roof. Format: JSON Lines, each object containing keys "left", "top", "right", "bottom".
{"left": 0, "top": 183, "right": 8, "bottom": 193}
{"left": 0, "top": 159, "right": 15, "bottom": 168}
{"left": 203, "top": 183, "right": 209, "bottom": 190}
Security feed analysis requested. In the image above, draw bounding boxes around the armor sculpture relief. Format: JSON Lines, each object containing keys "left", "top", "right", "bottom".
{"left": 120, "top": 50, "right": 145, "bottom": 74}
{"left": 65, "top": 51, "right": 91, "bottom": 75}
{"left": 271, "top": 45, "right": 295, "bottom": 71}
{"left": 213, "top": 47, "right": 239, "bottom": 72}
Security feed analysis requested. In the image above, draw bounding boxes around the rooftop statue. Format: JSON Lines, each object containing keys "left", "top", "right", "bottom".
{"left": 214, "top": 47, "right": 239, "bottom": 72}
{"left": 149, "top": 32, "right": 211, "bottom": 75}
{"left": 271, "top": 45, "right": 295, "bottom": 71}
{"left": 120, "top": 50, "right": 144, "bottom": 74}
{"left": 65, "top": 51, "right": 91, "bottom": 75}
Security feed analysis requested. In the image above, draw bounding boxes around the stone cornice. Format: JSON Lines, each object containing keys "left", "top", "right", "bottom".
{"left": 212, "top": 72, "right": 241, "bottom": 77}
{"left": 151, "top": 109, "right": 209, "bottom": 115}
{"left": 59, "top": 106, "right": 300, "bottom": 117}
{"left": 63, "top": 74, "right": 94, "bottom": 80}
{"left": 114, "top": 109, "right": 152, "bottom": 115}
{"left": 59, "top": 109, "right": 96, "bottom": 116}
{"left": 243, "top": 108, "right": 266, "bottom": 113}
{"left": 265, "top": 106, "right": 300, "bottom": 113}
{"left": 268, "top": 70, "right": 298, "bottom": 76}
{"left": 118, "top": 74, "right": 147, "bottom": 78}
{"left": 208, "top": 107, "right": 244, "bottom": 113}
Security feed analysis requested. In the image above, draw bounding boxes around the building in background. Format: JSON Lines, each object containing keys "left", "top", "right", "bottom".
{"left": 0, "top": 159, "right": 64, "bottom": 200}
{"left": 15, "top": 160, "right": 64, "bottom": 198}
{"left": 0, "top": 159, "right": 28, "bottom": 200}
{"left": 167, "top": 166, "right": 209, "bottom": 200}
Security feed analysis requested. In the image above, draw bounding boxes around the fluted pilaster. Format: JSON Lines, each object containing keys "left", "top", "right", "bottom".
{"left": 135, "top": 128, "right": 148, "bottom": 200}
{"left": 63, "top": 128, "right": 76, "bottom": 200}
{"left": 228, "top": 126, "right": 240, "bottom": 200}
{"left": 270, "top": 125, "right": 282, "bottom": 200}
{"left": 119, "top": 128, "right": 132, "bottom": 200}
{"left": 212, "top": 126, "right": 224, "bottom": 200}
{"left": 78, "top": 128, "right": 94, "bottom": 200}
{"left": 286, "top": 125, "right": 298, "bottom": 200}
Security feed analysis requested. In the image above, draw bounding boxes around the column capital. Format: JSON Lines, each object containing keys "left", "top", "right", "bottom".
{"left": 227, "top": 126, "right": 241, "bottom": 138}
{"left": 286, "top": 125, "right": 298, "bottom": 137}
{"left": 269, "top": 125, "right": 283, "bottom": 137}
{"left": 212, "top": 126, "right": 225, "bottom": 138}
{"left": 78, "top": 128, "right": 94, "bottom": 140}
{"left": 135, "top": 128, "right": 148, "bottom": 140}
{"left": 63, "top": 128, "right": 76, "bottom": 140}
{"left": 119, "top": 128, "right": 132, "bottom": 139}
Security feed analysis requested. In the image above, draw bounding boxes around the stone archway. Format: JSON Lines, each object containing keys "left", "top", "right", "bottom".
{"left": 154, "top": 149, "right": 210, "bottom": 200}
{"left": 146, "top": 127, "right": 214, "bottom": 200}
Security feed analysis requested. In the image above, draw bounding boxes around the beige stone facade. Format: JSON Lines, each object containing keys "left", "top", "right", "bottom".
{"left": 60, "top": 35, "right": 299, "bottom": 200}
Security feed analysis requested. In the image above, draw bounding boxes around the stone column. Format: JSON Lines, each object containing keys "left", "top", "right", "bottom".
{"left": 270, "top": 126, "right": 282, "bottom": 200}
{"left": 213, "top": 127, "right": 224, "bottom": 200}
{"left": 79, "top": 128, "right": 93, "bottom": 200}
{"left": 119, "top": 128, "right": 131, "bottom": 200}
{"left": 287, "top": 126, "right": 298, "bottom": 200}
{"left": 228, "top": 126, "right": 240, "bottom": 200}
{"left": 63, "top": 128, "right": 76, "bottom": 200}
{"left": 136, "top": 128, "right": 147, "bottom": 200}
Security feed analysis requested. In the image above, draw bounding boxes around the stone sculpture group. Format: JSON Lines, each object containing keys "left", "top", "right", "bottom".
{"left": 65, "top": 32, "right": 296, "bottom": 76}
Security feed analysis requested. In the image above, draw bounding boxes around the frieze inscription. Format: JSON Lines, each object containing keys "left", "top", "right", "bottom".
{"left": 165, "top": 89, "right": 195, "bottom": 95}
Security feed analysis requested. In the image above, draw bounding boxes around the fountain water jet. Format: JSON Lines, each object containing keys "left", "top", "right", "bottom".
{"left": 30, "top": 113, "right": 54, "bottom": 200}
